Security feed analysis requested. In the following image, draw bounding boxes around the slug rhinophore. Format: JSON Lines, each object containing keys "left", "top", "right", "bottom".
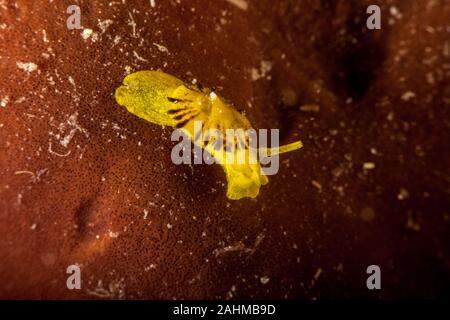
{"left": 115, "top": 70, "right": 302, "bottom": 200}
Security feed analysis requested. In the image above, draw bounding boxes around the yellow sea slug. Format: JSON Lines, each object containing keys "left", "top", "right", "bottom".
{"left": 115, "top": 70, "right": 302, "bottom": 200}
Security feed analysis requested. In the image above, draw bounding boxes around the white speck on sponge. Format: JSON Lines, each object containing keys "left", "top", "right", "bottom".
{"left": 363, "top": 162, "right": 376, "bottom": 170}
{"left": 81, "top": 28, "right": 93, "bottom": 40}
{"left": 153, "top": 42, "right": 169, "bottom": 53}
{"left": 68, "top": 76, "right": 76, "bottom": 87}
{"left": 401, "top": 91, "right": 416, "bottom": 101}
{"left": 16, "top": 62, "right": 38, "bottom": 73}
{"left": 260, "top": 276, "right": 270, "bottom": 285}
{"left": 225, "top": 0, "right": 248, "bottom": 11}
{"left": 97, "top": 19, "right": 113, "bottom": 34}
{"left": 1, "top": 96, "right": 9, "bottom": 108}
{"left": 389, "top": 6, "right": 402, "bottom": 19}
{"left": 251, "top": 60, "right": 273, "bottom": 81}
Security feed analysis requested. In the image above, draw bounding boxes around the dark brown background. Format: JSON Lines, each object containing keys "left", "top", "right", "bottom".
{"left": 0, "top": 0, "right": 449, "bottom": 299}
